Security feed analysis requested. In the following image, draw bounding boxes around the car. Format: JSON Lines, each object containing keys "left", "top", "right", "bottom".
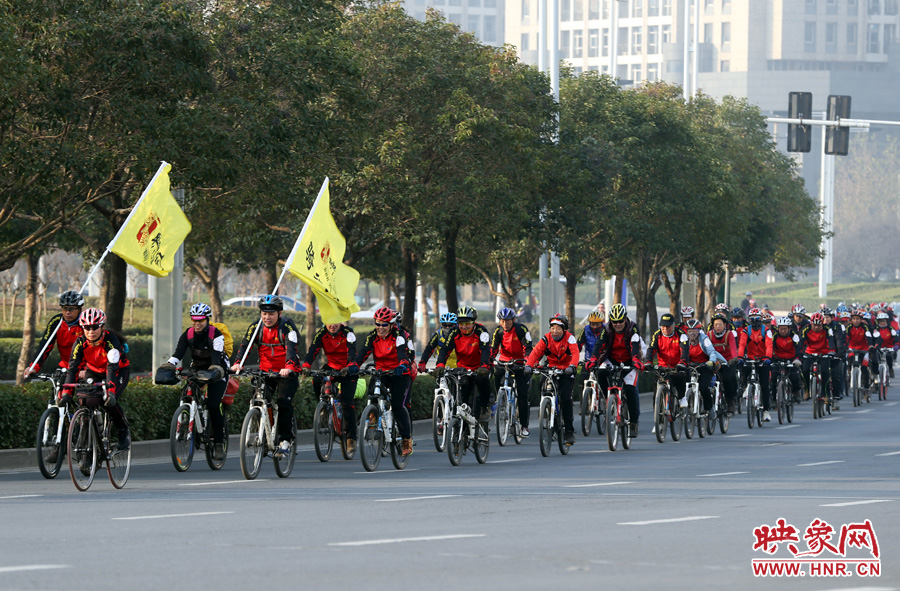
{"left": 351, "top": 299, "right": 447, "bottom": 320}
{"left": 222, "top": 295, "right": 307, "bottom": 312}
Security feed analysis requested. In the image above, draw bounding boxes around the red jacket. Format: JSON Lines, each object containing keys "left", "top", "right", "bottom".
{"left": 845, "top": 324, "right": 872, "bottom": 351}
{"left": 738, "top": 326, "right": 773, "bottom": 360}
{"left": 526, "top": 331, "right": 579, "bottom": 369}
{"left": 771, "top": 332, "right": 801, "bottom": 360}
{"left": 707, "top": 329, "right": 737, "bottom": 361}
{"left": 303, "top": 325, "right": 357, "bottom": 371}
{"left": 34, "top": 314, "right": 83, "bottom": 371}
{"left": 234, "top": 317, "right": 301, "bottom": 372}
{"left": 801, "top": 325, "right": 835, "bottom": 355}
{"left": 65, "top": 331, "right": 130, "bottom": 389}
{"left": 647, "top": 329, "right": 689, "bottom": 368}
{"left": 875, "top": 326, "right": 898, "bottom": 348}
{"left": 437, "top": 325, "right": 491, "bottom": 370}
{"left": 357, "top": 327, "right": 411, "bottom": 373}
{"left": 490, "top": 323, "right": 533, "bottom": 362}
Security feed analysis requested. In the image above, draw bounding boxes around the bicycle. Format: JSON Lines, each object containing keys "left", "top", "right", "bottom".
{"left": 358, "top": 366, "right": 409, "bottom": 472}
{"left": 877, "top": 347, "right": 892, "bottom": 400}
{"left": 309, "top": 368, "right": 355, "bottom": 462}
{"left": 429, "top": 368, "right": 461, "bottom": 452}
{"left": 238, "top": 369, "right": 296, "bottom": 480}
{"left": 742, "top": 359, "right": 764, "bottom": 429}
{"left": 31, "top": 369, "right": 69, "bottom": 479}
{"left": 652, "top": 367, "right": 684, "bottom": 443}
{"left": 848, "top": 351, "right": 866, "bottom": 407}
{"left": 708, "top": 369, "right": 729, "bottom": 435}
{"left": 495, "top": 361, "right": 525, "bottom": 446}
{"left": 580, "top": 365, "right": 606, "bottom": 437}
{"left": 169, "top": 368, "right": 230, "bottom": 472}
{"left": 446, "top": 368, "right": 490, "bottom": 466}
{"left": 604, "top": 364, "right": 632, "bottom": 451}
{"left": 534, "top": 367, "right": 570, "bottom": 457}
{"left": 65, "top": 380, "right": 131, "bottom": 491}
{"left": 807, "top": 353, "right": 833, "bottom": 419}
{"left": 683, "top": 364, "right": 708, "bottom": 440}
{"left": 771, "top": 360, "right": 794, "bottom": 425}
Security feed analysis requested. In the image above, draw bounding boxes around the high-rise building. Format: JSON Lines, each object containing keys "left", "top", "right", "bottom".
{"left": 406, "top": 0, "right": 505, "bottom": 46}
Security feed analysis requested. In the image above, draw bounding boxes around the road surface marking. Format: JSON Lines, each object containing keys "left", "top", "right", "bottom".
{"left": 697, "top": 472, "right": 748, "bottom": 477}
{"left": 725, "top": 434, "right": 749, "bottom": 438}
{"left": 618, "top": 516, "right": 719, "bottom": 526}
{"left": 329, "top": 534, "right": 485, "bottom": 547}
{"left": 565, "top": 481, "right": 633, "bottom": 488}
{"left": 775, "top": 425, "right": 800, "bottom": 430}
{"left": 180, "top": 480, "right": 268, "bottom": 486}
{"left": 0, "top": 565, "right": 69, "bottom": 574}
{"left": 489, "top": 458, "right": 534, "bottom": 463}
{"left": 796, "top": 460, "right": 845, "bottom": 467}
{"left": 876, "top": 451, "right": 900, "bottom": 457}
{"left": 113, "top": 511, "right": 234, "bottom": 521}
{"left": 885, "top": 401, "right": 899, "bottom": 407}
{"left": 760, "top": 442, "right": 785, "bottom": 446}
{"left": 375, "top": 495, "right": 460, "bottom": 502}
{"left": 354, "top": 469, "right": 420, "bottom": 474}
{"left": 0, "top": 494, "right": 42, "bottom": 499}
{"left": 822, "top": 416, "right": 844, "bottom": 421}
{"left": 856, "top": 409, "right": 872, "bottom": 414}
{"left": 819, "top": 500, "right": 893, "bottom": 507}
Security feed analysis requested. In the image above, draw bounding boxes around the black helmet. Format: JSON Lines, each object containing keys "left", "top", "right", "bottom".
{"left": 457, "top": 306, "right": 477, "bottom": 321}
{"left": 549, "top": 313, "right": 569, "bottom": 330}
{"left": 258, "top": 294, "right": 283, "bottom": 312}
{"left": 59, "top": 290, "right": 84, "bottom": 308}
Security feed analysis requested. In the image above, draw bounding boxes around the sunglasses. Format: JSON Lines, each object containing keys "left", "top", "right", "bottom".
{"left": 459, "top": 321, "right": 474, "bottom": 326}
{"left": 375, "top": 322, "right": 391, "bottom": 328}
{"left": 612, "top": 320, "right": 625, "bottom": 325}
{"left": 441, "top": 323, "right": 456, "bottom": 329}
{"left": 82, "top": 324, "right": 103, "bottom": 331}
{"left": 62, "top": 307, "right": 80, "bottom": 312}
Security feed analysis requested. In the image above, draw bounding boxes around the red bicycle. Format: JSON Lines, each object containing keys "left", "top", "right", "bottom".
{"left": 310, "top": 369, "right": 355, "bottom": 462}
{"left": 605, "top": 364, "right": 633, "bottom": 451}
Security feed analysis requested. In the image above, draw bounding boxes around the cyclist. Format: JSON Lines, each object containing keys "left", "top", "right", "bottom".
{"left": 731, "top": 307, "right": 746, "bottom": 332}
{"left": 418, "top": 313, "right": 458, "bottom": 371}
{"left": 231, "top": 295, "right": 301, "bottom": 458}
{"left": 587, "top": 303, "right": 644, "bottom": 437}
{"left": 800, "top": 312, "right": 836, "bottom": 401}
{"left": 845, "top": 309, "right": 877, "bottom": 390}
{"left": 159, "top": 303, "right": 230, "bottom": 461}
{"left": 737, "top": 307, "right": 774, "bottom": 421}
{"left": 645, "top": 313, "right": 690, "bottom": 407}
{"left": 357, "top": 307, "right": 414, "bottom": 456}
{"left": 61, "top": 308, "right": 131, "bottom": 450}
{"left": 24, "top": 290, "right": 84, "bottom": 380}
{"left": 791, "top": 304, "right": 809, "bottom": 334}
{"left": 707, "top": 304, "right": 733, "bottom": 332}
{"left": 874, "top": 312, "right": 897, "bottom": 379}
{"left": 434, "top": 306, "right": 492, "bottom": 428}
{"left": 823, "top": 308, "right": 847, "bottom": 399}
{"left": 684, "top": 319, "right": 725, "bottom": 415}
{"left": 490, "top": 307, "right": 533, "bottom": 436}
{"left": 707, "top": 313, "right": 739, "bottom": 414}
{"left": 524, "top": 313, "right": 580, "bottom": 445}
{"left": 301, "top": 321, "right": 359, "bottom": 454}
{"left": 679, "top": 306, "right": 697, "bottom": 332}
{"left": 771, "top": 316, "right": 803, "bottom": 404}
{"left": 575, "top": 310, "right": 605, "bottom": 407}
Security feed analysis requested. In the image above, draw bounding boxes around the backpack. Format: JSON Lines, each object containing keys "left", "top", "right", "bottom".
{"left": 188, "top": 322, "right": 234, "bottom": 358}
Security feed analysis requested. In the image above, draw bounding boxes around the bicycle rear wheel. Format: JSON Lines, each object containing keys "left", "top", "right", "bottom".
{"left": 776, "top": 381, "right": 786, "bottom": 425}
{"left": 669, "top": 393, "right": 682, "bottom": 442}
{"left": 239, "top": 407, "right": 265, "bottom": 480}
{"left": 811, "top": 379, "right": 820, "bottom": 419}
{"left": 273, "top": 417, "right": 297, "bottom": 478}
{"left": 512, "top": 403, "right": 524, "bottom": 445}
{"left": 106, "top": 421, "right": 131, "bottom": 489}
{"left": 432, "top": 396, "right": 447, "bottom": 452}
{"left": 684, "top": 391, "right": 695, "bottom": 440}
{"left": 475, "top": 420, "right": 490, "bottom": 463}
{"left": 596, "top": 391, "right": 606, "bottom": 436}
{"left": 718, "top": 402, "right": 730, "bottom": 434}
{"left": 67, "top": 409, "right": 96, "bottom": 492}
{"left": 880, "top": 367, "right": 887, "bottom": 400}
{"left": 654, "top": 387, "right": 666, "bottom": 443}
{"left": 538, "top": 398, "right": 552, "bottom": 457}
{"left": 313, "top": 400, "right": 334, "bottom": 462}
{"left": 358, "top": 404, "right": 382, "bottom": 472}
{"left": 205, "top": 412, "right": 229, "bottom": 470}
{"left": 447, "top": 416, "right": 464, "bottom": 466}
{"left": 169, "top": 403, "right": 194, "bottom": 472}
{"left": 37, "top": 407, "right": 65, "bottom": 479}
{"left": 746, "top": 386, "right": 755, "bottom": 429}
{"left": 580, "top": 386, "right": 592, "bottom": 436}
{"left": 497, "top": 389, "right": 511, "bottom": 446}
{"left": 606, "top": 395, "right": 618, "bottom": 451}
{"left": 620, "top": 399, "right": 631, "bottom": 450}
{"left": 389, "top": 421, "right": 409, "bottom": 470}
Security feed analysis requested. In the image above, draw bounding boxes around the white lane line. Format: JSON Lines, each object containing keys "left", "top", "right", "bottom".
{"left": 0, "top": 494, "right": 42, "bottom": 499}
{"left": 579, "top": 450, "right": 610, "bottom": 454}
{"left": 489, "top": 458, "right": 535, "bottom": 463}
{"left": 618, "top": 516, "right": 719, "bottom": 526}
{"left": 180, "top": 480, "right": 268, "bottom": 486}
{"left": 113, "top": 511, "right": 234, "bottom": 521}
{"left": 856, "top": 409, "right": 873, "bottom": 414}
{"left": 776, "top": 425, "right": 800, "bottom": 430}
{"left": 697, "top": 472, "right": 749, "bottom": 477}
{"left": 329, "top": 534, "right": 485, "bottom": 547}
{"left": 760, "top": 442, "right": 784, "bottom": 446}
{"left": 354, "top": 469, "right": 420, "bottom": 475}
{"left": 876, "top": 451, "right": 900, "bottom": 457}
{"left": 375, "top": 495, "right": 460, "bottom": 502}
{"left": 885, "top": 401, "right": 899, "bottom": 407}
{"left": 822, "top": 416, "right": 844, "bottom": 421}
{"left": 565, "top": 481, "right": 634, "bottom": 488}
{"left": 726, "top": 434, "right": 749, "bottom": 438}
{"left": 796, "top": 460, "right": 845, "bottom": 467}
{"left": 0, "top": 565, "right": 69, "bottom": 574}
{"left": 820, "top": 500, "right": 893, "bottom": 508}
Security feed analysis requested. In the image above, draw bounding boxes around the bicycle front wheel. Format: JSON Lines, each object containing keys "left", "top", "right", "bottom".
{"left": 718, "top": 401, "right": 730, "bottom": 434}
{"left": 37, "top": 407, "right": 65, "bottom": 479}
{"left": 538, "top": 398, "right": 552, "bottom": 457}
{"left": 239, "top": 407, "right": 265, "bottom": 480}
{"left": 432, "top": 396, "right": 447, "bottom": 452}
{"left": 654, "top": 387, "right": 666, "bottom": 443}
{"left": 358, "top": 404, "right": 382, "bottom": 472}
{"left": 746, "top": 387, "right": 755, "bottom": 429}
{"left": 580, "top": 386, "right": 593, "bottom": 436}
{"left": 205, "top": 411, "right": 229, "bottom": 470}
{"left": 669, "top": 393, "right": 682, "bottom": 442}
{"left": 313, "top": 400, "right": 334, "bottom": 462}
{"left": 684, "top": 391, "right": 695, "bottom": 440}
{"left": 497, "top": 389, "right": 511, "bottom": 446}
{"left": 106, "top": 421, "right": 131, "bottom": 489}
{"left": 475, "top": 420, "right": 490, "bottom": 463}
{"left": 776, "top": 381, "right": 786, "bottom": 425}
{"left": 274, "top": 417, "right": 297, "bottom": 478}
{"left": 447, "top": 416, "right": 464, "bottom": 466}
{"left": 606, "top": 395, "right": 618, "bottom": 451}
{"left": 67, "top": 409, "right": 97, "bottom": 492}
{"left": 811, "top": 379, "right": 820, "bottom": 419}
{"left": 596, "top": 390, "right": 606, "bottom": 436}
{"left": 169, "top": 403, "right": 194, "bottom": 472}
{"left": 390, "top": 421, "right": 409, "bottom": 470}
{"left": 620, "top": 398, "right": 631, "bottom": 450}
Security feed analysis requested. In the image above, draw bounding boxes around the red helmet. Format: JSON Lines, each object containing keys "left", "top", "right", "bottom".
{"left": 810, "top": 312, "right": 824, "bottom": 325}
{"left": 373, "top": 307, "right": 397, "bottom": 324}
{"left": 79, "top": 308, "right": 107, "bottom": 326}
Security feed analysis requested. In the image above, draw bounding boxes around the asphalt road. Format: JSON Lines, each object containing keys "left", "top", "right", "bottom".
{"left": 1, "top": 390, "right": 899, "bottom": 591}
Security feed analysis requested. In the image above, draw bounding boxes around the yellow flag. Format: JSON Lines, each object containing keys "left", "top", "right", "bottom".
{"left": 109, "top": 162, "right": 192, "bottom": 277}
{"left": 288, "top": 179, "right": 361, "bottom": 323}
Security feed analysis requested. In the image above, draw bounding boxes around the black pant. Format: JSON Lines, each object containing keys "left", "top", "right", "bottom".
{"left": 314, "top": 374, "right": 359, "bottom": 438}
{"left": 802, "top": 357, "right": 831, "bottom": 397}
{"left": 86, "top": 368, "right": 129, "bottom": 431}
{"left": 554, "top": 374, "right": 576, "bottom": 433}
{"left": 494, "top": 366, "right": 531, "bottom": 428}
{"left": 366, "top": 375, "right": 411, "bottom": 439}
{"left": 459, "top": 372, "right": 493, "bottom": 418}
{"left": 696, "top": 365, "right": 714, "bottom": 412}
{"left": 770, "top": 363, "right": 801, "bottom": 401}
{"left": 717, "top": 363, "right": 739, "bottom": 405}
{"left": 204, "top": 375, "right": 226, "bottom": 444}
{"left": 741, "top": 364, "right": 772, "bottom": 410}
{"left": 264, "top": 373, "right": 298, "bottom": 442}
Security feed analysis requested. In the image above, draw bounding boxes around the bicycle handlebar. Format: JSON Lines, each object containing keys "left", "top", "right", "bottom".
{"left": 533, "top": 367, "right": 565, "bottom": 377}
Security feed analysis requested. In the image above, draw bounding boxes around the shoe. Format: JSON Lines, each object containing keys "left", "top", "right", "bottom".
{"left": 629, "top": 423, "right": 638, "bottom": 438}
{"left": 275, "top": 440, "right": 291, "bottom": 458}
{"left": 521, "top": 426, "right": 530, "bottom": 437}
{"left": 401, "top": 438, "right": 413, "bottom": 457}
{"left": 564, "top": 430, "right": 576, "bottom": 446}
{"left": 213, "top": 443, "right": 226, "bottom": 462}
{"left": 763, "top": 411, "right": 771, "bottom": 422}
{"left": 891, "top": 367, "right": 895, "bottom": 379}
{"left": 679, "top": 397, "right": 688, "bottom": 408}
{"left": 346, "top": 438, "right": 357, "bottom": 455}
{"left": 793, "top": 392, "right": 802, "bottom": 404}
{"left": 45, "top": 446, "right": 59, "bottom": 464}
{"left": 479, "top": 408, "right": 491, "bottom": 423}
{"left": 727, "top": 400, "right": 736, "bottom": 415}
{"left": 117, "top": 429, "right": 131, "bottom": 451}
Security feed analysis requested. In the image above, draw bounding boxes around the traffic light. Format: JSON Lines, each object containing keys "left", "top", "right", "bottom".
{"left": 825, "top": 95, "right": 851, "bottom": 156}
{"left": 787, "top": 91, "right": 813, "bottom": 153}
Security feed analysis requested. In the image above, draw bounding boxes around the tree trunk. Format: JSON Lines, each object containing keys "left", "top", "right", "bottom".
{"left": 596, "top": 274, "right": 603, "bottom": 306}
{"left": 627, "top": 257, "right": 652, "bottom": 337}
{"left": 431, "top": 284, "right": 440, "bottom": 325}
{"left": 104, "top": 253, "right": 127, "bottom": 333}
{"left": 380, "top": 280, "right": 390, "bottom": 310}
{"left": 265, "top": 263, "right": 278, "bottom": 294}
{"left": 647, "top": 281, "right": 662, "bottom": 335}
{"left": 443, "top": 226, "right": 459, "bottom": 314}
{"left": 16, "top": 252, "right": 39, "bottom": 385}
{"left": 363, "top": 280, "right": 371, "bottom": 308}
{"left": 662, "top": 265, "right": 684, "bottom": 316}
{"left": 401, "top": 246, "right": 417, "bottom": 331}
{"left": 614, "top": 274, "right": 624, "bottom": 305}
{"left": 563, "top": 271, "right": 578, "bottom": 325}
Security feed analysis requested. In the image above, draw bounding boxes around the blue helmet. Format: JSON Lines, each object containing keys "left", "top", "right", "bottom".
{"left": 497, "top": 307, "right": 516, "bottom": 320}
{"left": 439, "top": 312, "right": 457, "bottom": 325}
{"left": 258, "top": 294, "right": 283, "bottom": 311}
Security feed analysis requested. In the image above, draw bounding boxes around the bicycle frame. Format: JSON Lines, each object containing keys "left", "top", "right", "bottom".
{"left": 36, "top": 371, "right": 67, "bottom": 450}
{"left": 247, "top": 372, "right": 281, "bottom": 454}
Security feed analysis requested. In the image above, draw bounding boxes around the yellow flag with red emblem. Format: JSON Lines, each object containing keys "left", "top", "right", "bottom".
{"left": 109, "top": 162, "right": 192, "bottom": 277}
